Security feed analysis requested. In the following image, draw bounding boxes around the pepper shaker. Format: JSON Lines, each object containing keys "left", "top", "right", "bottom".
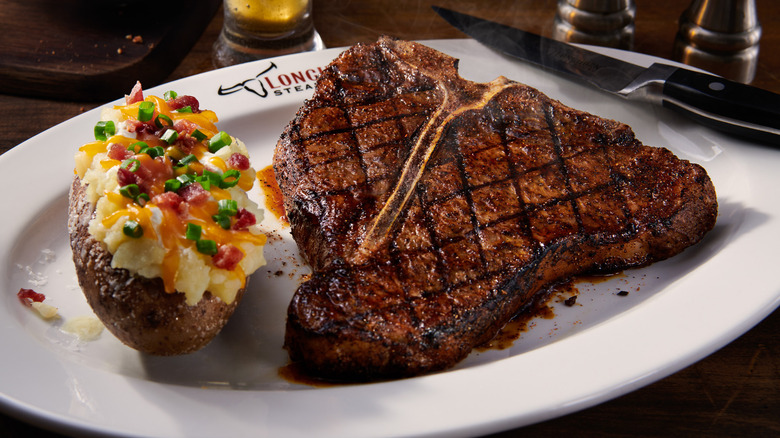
{"left": 552, "top": 0, "right": 636, "bottom": 49}
{"left": 674, "top": 0, "right": 762, "bottom": 83}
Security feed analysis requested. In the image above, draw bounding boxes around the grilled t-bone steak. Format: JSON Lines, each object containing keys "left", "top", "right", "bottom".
{"left": 273, "top": 37, "right": 717, "bottom": 381}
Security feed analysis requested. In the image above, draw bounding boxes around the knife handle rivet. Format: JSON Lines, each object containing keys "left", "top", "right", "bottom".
{"left": 709, "top": 82, "right": 726, "bottom": 91}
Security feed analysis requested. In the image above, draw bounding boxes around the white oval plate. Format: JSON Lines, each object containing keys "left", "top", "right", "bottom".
{"left": 1, "top": 40, "right": 778, "bottom": 438}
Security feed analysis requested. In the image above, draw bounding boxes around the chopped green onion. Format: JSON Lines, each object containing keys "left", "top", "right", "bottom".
{"left": 202, "top": 170, "right": 221, "bottom": 185}
{"left": 218, "top": 199, "right": 238, "bottom": 216}
{"left": 94, "top": 121, "right": 116, "bottom": 141}
{"left": 176, "top": 173, "right": 196, "bottom": 186}
{"left": 121, "top": 159, "right": 140, "bottom": 172}
{"left": 128, "top": 141, "right": 147, "bottom": 153}
{"left": 219, "top": 169, "right": 241, "bottom": 189}
{"left": 136, "top": 193, "right": 150, "bottom": 206}
{"left": 154, "top": 114, "right": 174, "bottom": 129}
{"left": 212, "top": 213, "right": 231, "bottom": 229}
{"left": 164, "top": 90, "right": 178, "bottom": 100}
{"left": 164, "top": 178, "right": 182, "bottom": 192}
{"left": 185, "top": 223, "right": 202, "bottom": 241}
{"left": 119, "top": 184, "right": 141, "bottom": 199}
{"left": 175, "top": 154, "right": 198, "bottom": 168}
{"left": 191, "top": 129, "right": 207, "bottom": 142}
{"left": 175, "top": 106, "right": 193, "bottom": 113}
{"left": 155, "top": 114, "right": 173, "bottom": 128}
{"left": 208, "top": 131, "right": 231, "bottom": 153}
{"left": 196, "top": 176, "right": 211, "bottom": 191}
{"left": 196, "top": 239, "right": 218, "bottom": 255}
{"left": 138, "top": 101, "right": 155, "bottom": 122}
{"left": 161, "top": 129, "right": 179, "bottom": 144}
{"left": 140, "top": 146, "right": 165, "bottom": 158}
{"left": 123, "top": 220, "right": 143, "bottom": 238}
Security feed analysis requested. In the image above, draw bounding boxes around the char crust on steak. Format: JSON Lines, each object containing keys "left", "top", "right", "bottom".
{"left": 273, "top": 37, "right": 717, "bottom": 381}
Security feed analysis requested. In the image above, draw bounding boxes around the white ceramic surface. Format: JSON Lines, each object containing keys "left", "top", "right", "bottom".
{"left": 1, "top": 40, "right": 778, "bottom": 438}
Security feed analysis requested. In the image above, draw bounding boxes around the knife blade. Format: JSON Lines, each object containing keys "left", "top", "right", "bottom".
{"left": 433, "top": 6, "right": 780, "bottom": 145}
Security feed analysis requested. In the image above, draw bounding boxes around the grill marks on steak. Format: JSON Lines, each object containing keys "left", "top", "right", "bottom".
{"left": 274, "top": 37, "right": 717, "bottom": 380}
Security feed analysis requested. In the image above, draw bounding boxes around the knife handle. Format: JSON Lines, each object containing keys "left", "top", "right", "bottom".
{"left": 660, "top": 66, "right": 780, "bottom": 144}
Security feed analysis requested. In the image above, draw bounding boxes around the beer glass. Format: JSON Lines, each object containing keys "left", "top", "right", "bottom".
{"left": 213, "top": 0, "right": 324, "bottom": 67}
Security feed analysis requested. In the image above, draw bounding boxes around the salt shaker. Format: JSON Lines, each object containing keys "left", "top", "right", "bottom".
{"left": 552, "top": 0, "right": 636, "bottom": 49}
{"left": 674, "top": 0, "right": 762, "bottom": 83}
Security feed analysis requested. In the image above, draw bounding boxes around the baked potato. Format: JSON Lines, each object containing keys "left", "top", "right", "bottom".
{"left": 68, "top": 83, "right": 266, "bottom": 355}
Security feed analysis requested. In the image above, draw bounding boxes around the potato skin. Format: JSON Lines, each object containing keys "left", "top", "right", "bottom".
{"left": 67, "top": 176, "right": 244, "bottom": 355}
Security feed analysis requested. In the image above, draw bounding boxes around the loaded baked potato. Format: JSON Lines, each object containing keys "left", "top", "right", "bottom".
{"left": 68, "top": 82, "right": 266, "bottom": 355}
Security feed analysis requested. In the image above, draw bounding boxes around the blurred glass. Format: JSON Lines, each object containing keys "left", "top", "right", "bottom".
{"left": 213, "top": 0, "right": 324, "bottom": 67}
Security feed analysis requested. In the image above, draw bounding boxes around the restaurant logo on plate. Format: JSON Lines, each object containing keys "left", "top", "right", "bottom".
{"left": 218, "top": 62, "right": 325, "bottom": 99}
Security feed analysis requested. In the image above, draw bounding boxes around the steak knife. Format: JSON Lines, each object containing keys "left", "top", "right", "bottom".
{"left": 433, "top": 6, "right": 780, "bottom": 145}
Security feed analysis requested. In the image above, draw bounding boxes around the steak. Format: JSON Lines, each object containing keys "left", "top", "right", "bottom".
{"left": 273, "top": 37, "right": 717, "bottom": 381}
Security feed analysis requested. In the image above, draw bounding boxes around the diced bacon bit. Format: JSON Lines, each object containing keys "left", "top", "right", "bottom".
{"left": 173, "top": 120, "right": 201, "bottom": 153}
{"left": 138, "top": 155, "right": 169, "bottom": 179}
{"left": 125, "top": 120, "right": 159, "bottom": 141}
{"left": 178, "top": 182, "right": 210, "bottom": 205}
{"left": 176, "top": 201, "right": 190, "bottom": 217}
{"left": 129, "top": 156, "right": 173, "bottom": 195}
{"left": 173, "top": 119, "right": 198, "bottom": 135}
{"left": 177, "top": 135, "right": 199, "bottom": 154}
{"left": 212, "top": 244, "right": 244, "bottom": 270}
{"left": 232, "top": 208, "right": 256, "bottom": 230}
{"left": 117, "top": 167, "right": 139, "bottom": 187}
{"left": 168, "top": 95, "right": 201, "bottom": 113}
{"left": 125, "top": 119, "right": 153, "bottom": 134}
{"left": 152, "top": 191, "right": 183, "bottom": 210}
{"left": 18, "top": 288, "right": 45, "bottom": 307}
{"left": 107, "top": 143, "right": 134, "bottom": 161}
{"left": 227, "top": 153, "right": 250, "bottom": 171}
{"left": 124, "top": 119, "right": 143, "bottom": 133}
{"left": 125, "top": 81, "right": 144, "bottom": 105}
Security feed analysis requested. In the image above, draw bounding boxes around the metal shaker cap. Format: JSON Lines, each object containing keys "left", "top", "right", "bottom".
{"left": 674, "top": 0, "right": 762, "bottom": 83}
{"left": 553, "top": 0, "right": 636, "bottom": 49}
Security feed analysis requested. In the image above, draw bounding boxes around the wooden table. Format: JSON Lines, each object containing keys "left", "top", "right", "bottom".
{"left": 1, "top": 1, "right": 777, "bottom": 436}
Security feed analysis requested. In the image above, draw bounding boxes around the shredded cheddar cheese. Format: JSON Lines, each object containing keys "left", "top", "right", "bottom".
{"left": 75, "top": 89, "right": 266, "bottom": 305}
